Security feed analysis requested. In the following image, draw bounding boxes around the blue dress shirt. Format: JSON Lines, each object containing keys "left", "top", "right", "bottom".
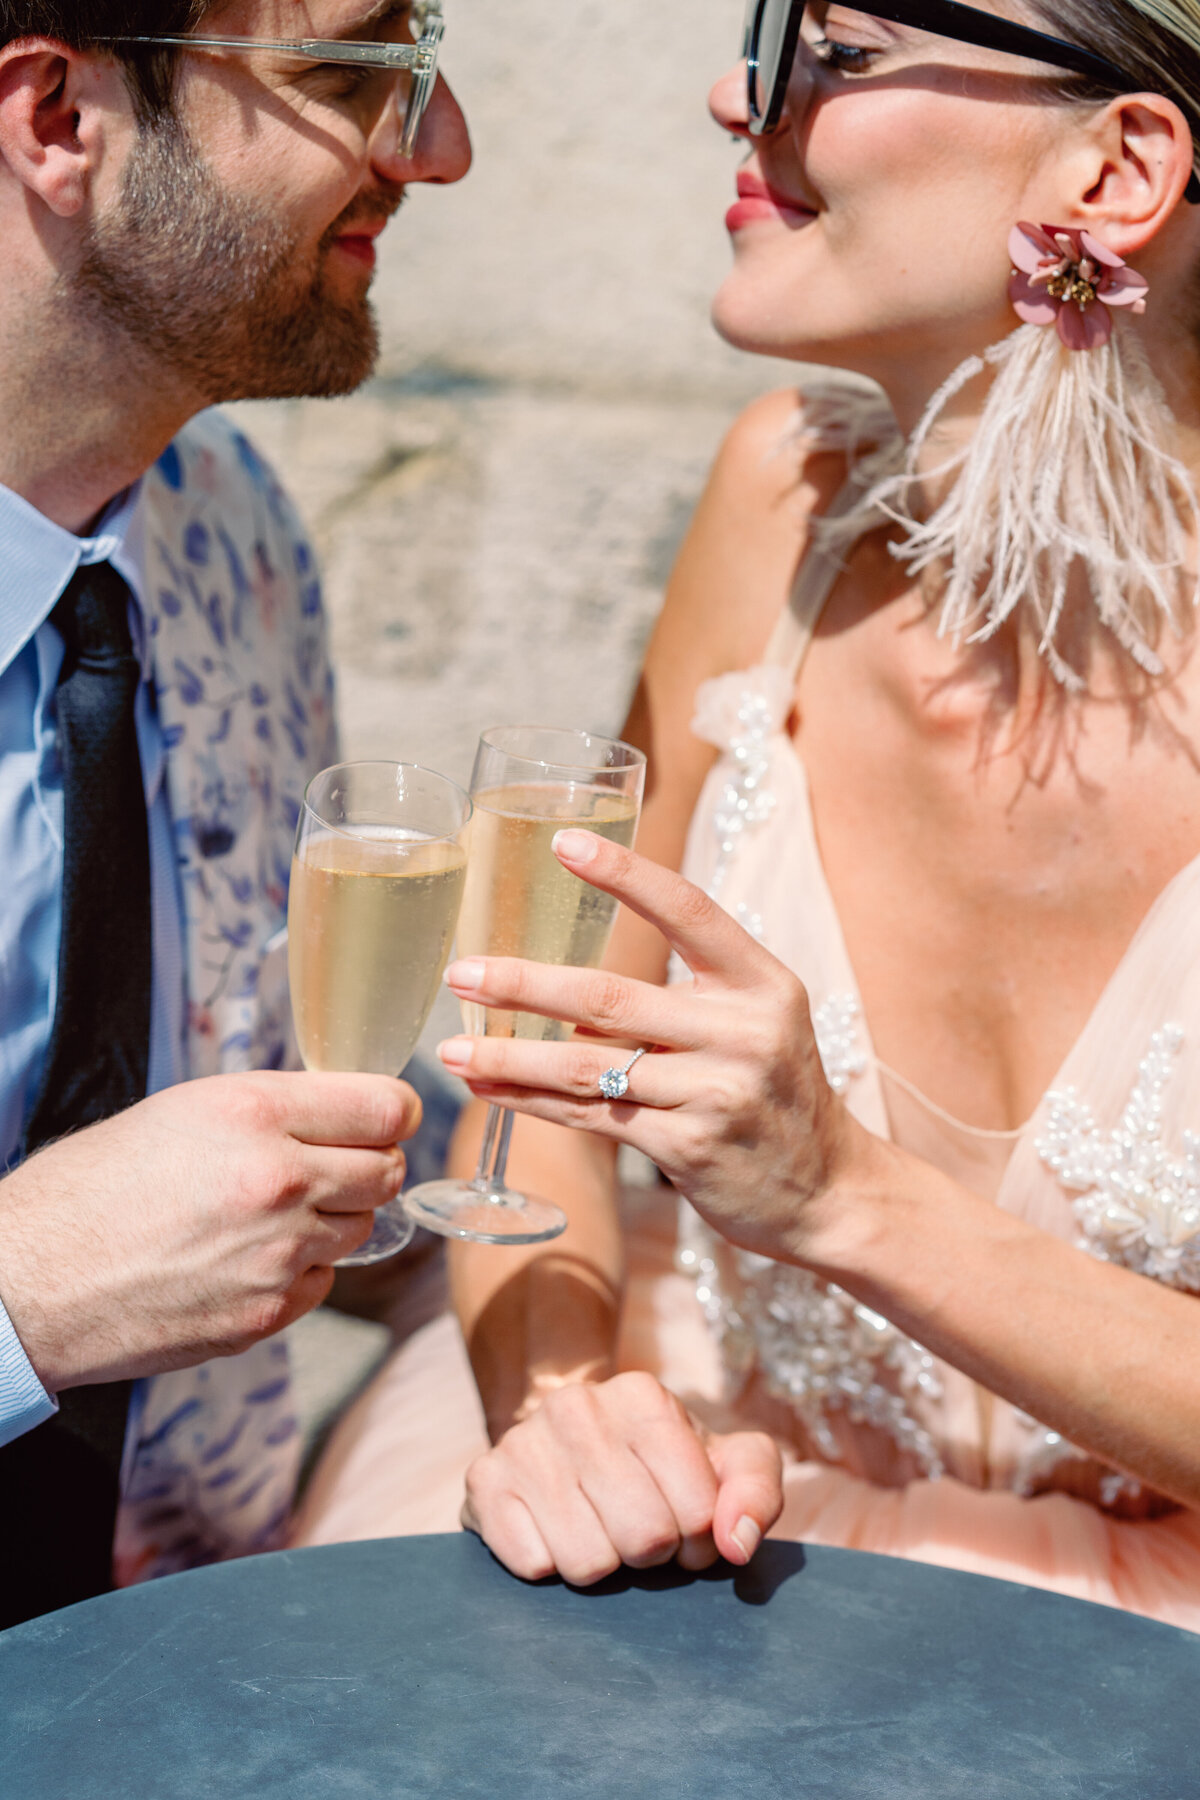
{"left": 0, "top": 477, "right": 186, "bottom": 1446}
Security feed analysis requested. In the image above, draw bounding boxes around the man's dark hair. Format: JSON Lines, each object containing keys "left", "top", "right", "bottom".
{"left": 0, "top": 3, "right": 212, "bottom": 118}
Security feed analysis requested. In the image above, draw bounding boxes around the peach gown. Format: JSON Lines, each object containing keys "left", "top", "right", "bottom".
{"left": 295, "top": 447, "right": 1200, "bottom": 1634}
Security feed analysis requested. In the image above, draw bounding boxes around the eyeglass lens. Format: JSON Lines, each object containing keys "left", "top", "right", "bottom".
{"left": 398, "top": 7, "right": 442, "bottom": 156}
{"left": 745, "top": 0, "right": 802, "bottom": 128}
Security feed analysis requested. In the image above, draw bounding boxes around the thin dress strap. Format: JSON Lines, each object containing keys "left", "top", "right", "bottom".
{"left": 762, "top": 475, "right": 876, "bottom": 682}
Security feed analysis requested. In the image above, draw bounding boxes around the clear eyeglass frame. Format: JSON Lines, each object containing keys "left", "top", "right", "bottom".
{"left": 93, "top": 0, "right": 444, "bottom": 158}
{"left": 740, "top": 0, "right": 1200, "bottom": 203}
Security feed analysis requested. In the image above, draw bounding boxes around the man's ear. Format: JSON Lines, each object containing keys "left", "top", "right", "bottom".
{"left": 0, "top": 42, "right": 126, "bottom": 217}
{"left": 1067, "top": 92, "right": 1195, "bottom": 257}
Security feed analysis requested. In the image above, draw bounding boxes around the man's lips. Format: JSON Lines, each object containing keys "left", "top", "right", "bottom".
{"left": 726, "top": 171, "right": 816, "bottom": 232}
{"left": 332, "top": 218, "right": 390, "bottom": 269}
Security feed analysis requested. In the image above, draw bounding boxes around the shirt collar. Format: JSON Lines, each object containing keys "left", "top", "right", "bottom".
{"left": 0, "top": 477, "right": 149, "bottom": 681}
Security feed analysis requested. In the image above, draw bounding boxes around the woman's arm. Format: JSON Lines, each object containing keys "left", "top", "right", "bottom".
{"left": 828, "top": 1143, "right": 1200, "bottom": 1508}
{"left": 447, "top": 1111, "right": 624, "bottom": 1442}
{"left": 447, "top": 388, "right": 818, "bottom": 1437}
{"left": 443, "top": 835, "right": 1200, "bottom": 1512}
{"left": 440, "top": 393, "right": 844, "bottom": 1583}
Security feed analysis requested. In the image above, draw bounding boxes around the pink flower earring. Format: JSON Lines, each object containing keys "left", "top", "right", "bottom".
{"left": 1008, "top": 222, "right": 1149, "bottom": 351}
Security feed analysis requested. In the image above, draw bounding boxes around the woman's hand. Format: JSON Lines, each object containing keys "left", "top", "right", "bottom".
{"left": 438, "top": 830, "right": 879, "bottom": 1269}
{"left": 461, "top": 1371, "right": 783, "bottom": 1585}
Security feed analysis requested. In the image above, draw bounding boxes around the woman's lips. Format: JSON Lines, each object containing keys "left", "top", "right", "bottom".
{"left": 726, "top": 172, "right": 816, "bottom": 233}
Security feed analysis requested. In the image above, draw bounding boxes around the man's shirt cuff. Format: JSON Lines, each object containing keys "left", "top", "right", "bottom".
{"left": 0, "top": 1296, "right": 57, "bottom": 1446}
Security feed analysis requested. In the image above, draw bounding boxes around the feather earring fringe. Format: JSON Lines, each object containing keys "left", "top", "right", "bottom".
{"left": 801, "top": 325, "right": 1200, "bottom": 688}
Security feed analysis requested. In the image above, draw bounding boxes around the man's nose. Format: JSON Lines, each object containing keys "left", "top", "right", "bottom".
{"left": 370, "top": 73, "right": 472, "bottom": 186}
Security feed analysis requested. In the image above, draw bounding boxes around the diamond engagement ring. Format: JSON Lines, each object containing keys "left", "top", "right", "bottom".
{"left": 598, "top": 1047, "right": 647, "bottom": 1101}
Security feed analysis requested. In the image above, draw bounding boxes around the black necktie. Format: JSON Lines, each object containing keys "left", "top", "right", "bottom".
{"left": 0, "top": 562, "right": 153, "bottom": 1628}
{"left": 25, "top": 561, "right": 152, "bottom": 1141}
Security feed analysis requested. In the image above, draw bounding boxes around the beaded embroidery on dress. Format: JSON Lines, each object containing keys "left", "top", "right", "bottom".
{"left": 1037, "top": 1024, "right": 1200, "bottom": 1292}
{"left": 682, "top": 643, "right": 946, "bottom": 1480}
{"left": 673, "top": 377, "right": 1200, "bottom": 1509}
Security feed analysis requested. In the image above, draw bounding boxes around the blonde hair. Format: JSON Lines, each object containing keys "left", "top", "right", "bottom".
{"left": 1036, "top": 0, "right": 1200, "bottom": 180}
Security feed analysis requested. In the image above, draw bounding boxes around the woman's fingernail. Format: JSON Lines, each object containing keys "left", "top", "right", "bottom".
{"left": 437, "top": 1037, "right": 473, "bottom": 1073}
{"left": 444, "top": 959, "right": 486, "bottom": 992}
{"left": 553, "top": 829, "right": 598, "bottom": 865}
{"left": 729, "top": 1517, "right": 761, "bottom": 1564}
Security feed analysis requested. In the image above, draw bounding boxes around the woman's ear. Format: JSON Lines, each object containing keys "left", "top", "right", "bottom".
{"left": 0, "top": 42, "right": 122, "bottom": 218}
{"left": 1069, "top": 92, "right": 1195, "bottom": 256}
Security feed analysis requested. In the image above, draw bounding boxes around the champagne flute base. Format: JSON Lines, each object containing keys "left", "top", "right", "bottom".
{"left": 335, "top": 1199, "right": 417, "bottom": 1267}
{"left": 402, "top": 1178, "right": 567, "bottom": 1245}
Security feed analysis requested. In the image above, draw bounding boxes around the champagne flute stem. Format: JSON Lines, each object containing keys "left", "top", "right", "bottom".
{"left": 473, "top": 1103, "right": 516, "bottom": 1196}
{"left": 490, "top": 1108, "right": 516, "bottom": 1189}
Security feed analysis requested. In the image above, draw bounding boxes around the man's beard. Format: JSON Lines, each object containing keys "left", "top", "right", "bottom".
{"left": 72, "top": 111, "right": 384, "bottom": 402}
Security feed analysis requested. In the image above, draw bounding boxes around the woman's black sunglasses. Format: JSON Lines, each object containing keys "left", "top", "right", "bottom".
{"left": 743, "top": 0, "right": 1200, "bottom": 204}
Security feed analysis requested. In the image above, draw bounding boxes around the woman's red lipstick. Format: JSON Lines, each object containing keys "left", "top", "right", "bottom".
{"left": 726, "top": 171, "right": 816, "bottom": 233}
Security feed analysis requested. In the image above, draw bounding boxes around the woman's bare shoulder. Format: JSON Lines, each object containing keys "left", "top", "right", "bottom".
{"left": 613, "top": 383, "right": 886, "bottom": 965}
{"left": 611, "top": 391, "right": 844, "bottom": 875}
{"left": 705, "top": 384, "right": 815, "bottom": 533}
{"left": 650, "top": 386, "right": 849, "bottom": 685}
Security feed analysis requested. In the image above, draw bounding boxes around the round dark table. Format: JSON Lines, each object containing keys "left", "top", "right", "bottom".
{"left": 2, "top": 1533, "right": 1197, "bottom": 1798}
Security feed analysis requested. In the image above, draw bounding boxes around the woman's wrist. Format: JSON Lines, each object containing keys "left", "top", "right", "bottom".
{"left": 467, "top": 1255, "right": 622, "bottom": 1442}
{"left": 793, "top": 1120, "right": 1035, "bottom": 1361}
{"left": 506, "top": 1356, "right": 616, "bottom": 1430}
{"left": 784, "top": 1118, "right": 945, "bottom": 1290}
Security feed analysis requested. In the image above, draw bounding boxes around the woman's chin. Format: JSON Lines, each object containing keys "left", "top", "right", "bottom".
{"left": 711, "top": 286, "right": 851, "bottom": 368}
{"left": 710, "top": 280, "right": 1005, "bottom": 387}
{"left": 712, "top": 291, "right": 794, "bottom": 360}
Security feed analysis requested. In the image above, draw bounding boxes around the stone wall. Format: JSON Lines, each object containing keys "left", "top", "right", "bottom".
{"left": 237, "top": 0, "right": 797, "bottom": 787}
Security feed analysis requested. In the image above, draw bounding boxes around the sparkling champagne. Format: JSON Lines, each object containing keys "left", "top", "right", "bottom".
{"left": 457, "top": 782, "right": 638, "bottom": 1040}
{"left": 289, "top": 830, "right": 467, "bottom": 1074}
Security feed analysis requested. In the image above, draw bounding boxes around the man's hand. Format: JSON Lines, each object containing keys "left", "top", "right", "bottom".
{"left": 0, "top": 1070, "right": 419, "bottom": 1393}
{"left": 461, "top": 1371, "right": 783, "bottom": 1585}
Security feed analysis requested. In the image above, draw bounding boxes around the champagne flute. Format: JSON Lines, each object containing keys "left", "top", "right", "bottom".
{"left": 404, "top": 727, "right": 646, "bottom": 1244}
{"left": 288, "top": 761, "right": 471, "bottom": 1266}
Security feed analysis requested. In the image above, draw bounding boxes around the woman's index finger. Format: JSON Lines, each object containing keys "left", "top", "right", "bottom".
{"left": 552, "top": 829, "right": 775, "bottom": 984}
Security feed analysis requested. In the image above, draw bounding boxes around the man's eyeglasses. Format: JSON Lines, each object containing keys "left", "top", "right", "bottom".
{"left": 741, "top": 0, "right": 1200, "bottom": 203}
{"left": 95, "top": 0, "right": 444, "bottom": 159}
